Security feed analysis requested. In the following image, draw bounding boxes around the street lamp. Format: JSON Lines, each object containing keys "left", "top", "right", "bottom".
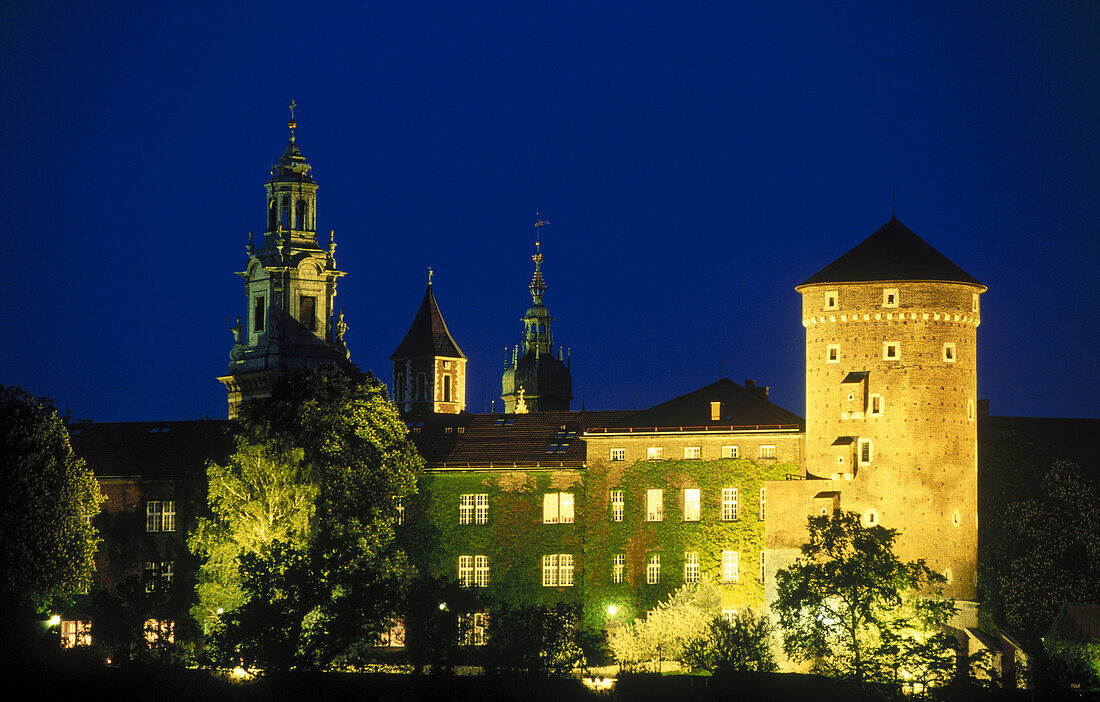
{"left": 607, "top": 605, "right": 617, "bottom": 616}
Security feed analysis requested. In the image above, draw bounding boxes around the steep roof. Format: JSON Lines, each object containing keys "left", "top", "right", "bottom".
{"left": 390, "top": 285, "right": 466, "bottom": 360}
{"left": 800, "top": 217, "right": 983, "bottom": 287}
{"left": 68, "top": 420, "right": 234, "bottom": 478}
{"left": 598, "top": 378, "right": 804, "bottom": 430}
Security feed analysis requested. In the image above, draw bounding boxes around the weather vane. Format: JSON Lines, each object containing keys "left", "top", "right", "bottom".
{"left": 534, "top": 213, "right": 549, "bottom": 254}
{"left": 427, "top": 266, "right": 433, "bottom": 285}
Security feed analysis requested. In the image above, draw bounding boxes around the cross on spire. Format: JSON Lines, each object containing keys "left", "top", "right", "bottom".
{"left": 288, "top": 99, "right": 298, "bottom": 141}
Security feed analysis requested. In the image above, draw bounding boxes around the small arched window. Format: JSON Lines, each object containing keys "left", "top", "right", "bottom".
{"left": 296, "top": 200, "right": 308, "bottom": 230}
{"left": 443, "top": 375, "right": 452, "bottom": 402}
{"left": 268, "top": 201, "right": 277, "bottom": 231}
{"left": 281, "top": 196, "right": 290, "bottom": 228}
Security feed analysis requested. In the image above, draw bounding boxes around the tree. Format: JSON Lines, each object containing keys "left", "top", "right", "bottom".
{"left": 190, "top": 366, "right": 422, "bottom": 671}
{"left": 682, "top": 610, "right": 776, "bottom": 674}
{"left": 0, "top": 386, "right": 103, "bottom": 642}
{"left": 773, "top": 511, "right": 956, "bottom": 686}
{"left": 485, "top": 602, "right": 586, "bottom": 677}
{"left": 609, "top": 577, "right": 722, "bottom": 671}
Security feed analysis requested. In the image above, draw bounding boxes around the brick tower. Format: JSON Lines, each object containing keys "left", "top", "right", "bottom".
{"left": 390, "top": 277, "right": 467, "bottom": 414}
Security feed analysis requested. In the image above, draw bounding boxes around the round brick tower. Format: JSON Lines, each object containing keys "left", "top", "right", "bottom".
{"left": 796, "top": 218, "right": 985, "bottom": 600}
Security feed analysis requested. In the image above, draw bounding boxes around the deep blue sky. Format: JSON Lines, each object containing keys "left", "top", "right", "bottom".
{"left": 2, "top": 1, "right": 1096, "bottom": 421}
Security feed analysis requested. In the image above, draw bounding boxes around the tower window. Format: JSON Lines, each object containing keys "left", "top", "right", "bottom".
{"left": 295, "top": 200, "right": 308, "bottom": 230}
{"left": 443, "top": 375, "right": 452, "bottom": 402}
{"left": 299, "top": 296, "right": 316, "bottom": 331}
{"left": 883, "top": 342, "right": 899, "bottom": 360}
{"left": 882, "top": 288, "right": 899, "bottom": 308}
{"left": 942, "top": 343, "right": 956, "bottom": 362}
{"left": 825, "top": 291, "right": 838, "bottom": 311}
{"left": 268, "top": 201, "right": 277, "bottom": 231}
{"left": 253, "top": 296, "right": 265, "bottom": 333}
{"left": 858, "top": 439, "right": 873, "bottom": 464}
{"left": 826, "top": 344, "right": 840, "bottom": 363}
{"left": 868, "top": 394, "right": 883, "bottom": 416}
{"left": 972, "top": 293, "right": 979, "bottom": 312}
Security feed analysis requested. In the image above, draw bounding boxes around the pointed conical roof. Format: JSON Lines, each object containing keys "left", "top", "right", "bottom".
{"left": 390, "top": 285, "right": 466, "bottom": 360}
{"left": 800, "top": 218, "right": 983, "bottom": 287}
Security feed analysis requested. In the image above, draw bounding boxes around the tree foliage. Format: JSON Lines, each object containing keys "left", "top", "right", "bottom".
{"left": 484, "top": 602, "right": 587, "bottom": 677}
{"left": 0, "top": 385, "right": 103, "bottom": 610}
{"left": 190, "top": 366, "right": 422, "bottom": 671}
{"left": 773, "top": 511, "right": 956, "bottom": 686}
{"left": 609, "top": 577, "right": 722, "bottom": 670}
{"left": 682, "top": 610, "right": 776, "bottom": 674}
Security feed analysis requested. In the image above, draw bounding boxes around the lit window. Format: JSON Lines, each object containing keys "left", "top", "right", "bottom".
{"left": 144, "top": 561, "right": 173, "bottom": 593}
{"left": 612, "top": 553, "right": 625, "bottom": 584}
{"left": 646, "top": 446, "right": 663, "bottom": 460}
{"left": 721, "top": 488, "right": 739, "bottom": 521}
{"left": 826, "top": 344, "right": 840, "bottom": 363}
{"left": 858, "top": 439, "right": 873, "bottom": 464}
{"left": 883, "top": 342, "right": 900, "bottom": 360}
{"left": 684, "top": 446, "right": 701, "bottom": 460}
{"left": 458, "top": 555, "right": 473, "bottom": 586}
{"left": 722, "top": 609, "right": 737, "bottom": 623}
{"left": 475, "top": 494, "right": 488, "bottom": 524}
{"left": 646, "top": 489, "right": 663, "bottom": 521}
{"left": 610, "top": 490, "right": 624, "bottom": 522}
{"left": 684, "top": 552, "right": 700, "bottom": 583}
{"left": 968, "top": 399, "right": 974, "bottom": 422}
{"left": 825, "top": 291, "right": 838, "bottom": 310}
{"left": 542, "top": 554, "right": 574, "bottom": 587}
{"left": 144, "top": 619, "right": 174, "bottom": 645}
{"left": 145, "top": 501, "right": 175, "bottom": 532}
{"left": 462, "top": 612, "right": 489, "bottom": 646}
{"left": 710, "top": 401, "right": 722, "bottom": 421}
{"left": 943, "top": 342, "right": 956, "bottom": 362}
{"left": 683, "top": 488, "right": 700, "bottom": 521}
{"left": 543, "top": 492, "right": 575, "bottom": 524}
{"left": 474, "top": 555, "right": 489, "bottom": 587}
{"left": 972, "top": 293, "right": 979, "bottom": 312}
{"left": 722, "top": 550, "right": 739, "bottom": 583}
{"left": 610, "top": 448, "right": 626, "bottom": 461}
{"left": 864, "top": 509, "right": 879, "bottom": 526}
{"left": 459, "top": 494, "right": 476, "bottom": 524}
{"left": 60, "top": 620, "right": 92, "bottom": 648}
{"left": 758, "top": 488, "right": 766, "bottom": 521}
{"left": 759, "top": 445, "right": 776, "bottom": 459}
{"left": 443, "top": 375, "right": 452, "bottom": 402}
{"left": 868, "top": 394, "right": 883, "bottom": 416}
{"left": 395, "top": 497, "right": 405, "bottom": 526}
{"left": 882, "top": 288, "right": 899, "bottom": 308}
{"left": 379, "top": 617, "right": 406, "bottom": 647}
{"left": 646, "top": 554, "right": 660, "bottom": 584}
{"left": 952, "top": 510, "right": 961, "bottom": 527}
{"left": 722, "top": 445, "right": 739, "bottom": 459}
{"left": 760, "top": 551, "right": 766, "bottom": 583}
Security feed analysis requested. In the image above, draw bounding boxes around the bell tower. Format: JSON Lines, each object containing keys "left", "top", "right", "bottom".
{"left": 218, "top": 102, "right": 350, "bottom": 417}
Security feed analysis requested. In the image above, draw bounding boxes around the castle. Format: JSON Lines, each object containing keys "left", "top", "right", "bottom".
{"left": 63, "top": 112, "right": 985, "bottom": 650}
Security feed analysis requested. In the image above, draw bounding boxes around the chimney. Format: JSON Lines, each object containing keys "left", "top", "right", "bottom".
{"left": 745, "top": 379, "right": 769, "bottom": 400}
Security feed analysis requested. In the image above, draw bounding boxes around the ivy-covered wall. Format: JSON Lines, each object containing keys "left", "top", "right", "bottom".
{"left": 582, "top": 457, "right": 796, "bottom": 628}
{"left": 399, "top": 469, "right": 587, "bottom": 609}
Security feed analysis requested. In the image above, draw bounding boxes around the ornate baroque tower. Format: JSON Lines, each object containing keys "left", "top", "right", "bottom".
{"left": 218, "top": 103, "right": 350, "bottom": 417}
{"left": 501, "top": 224, "right": 573, "bottom": 413}
{"left": 796, "top": 217, "right": 985, "bottom": 599}
{"left": 390, "top": 275, "right": 467, "bottom": 414}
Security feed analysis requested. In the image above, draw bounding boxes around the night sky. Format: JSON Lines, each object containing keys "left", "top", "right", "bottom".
{"left": 3, "top": 2, "right": 1096, "bottom": 422}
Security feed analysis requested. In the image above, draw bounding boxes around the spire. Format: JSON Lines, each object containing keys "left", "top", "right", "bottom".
{"left": 288, "top": 98, "right": 298, "bottom": 142}
{"left": 531, "top": 214, "right": 549, "bottom": 304}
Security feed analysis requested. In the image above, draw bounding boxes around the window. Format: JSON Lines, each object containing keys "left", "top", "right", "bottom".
{"left": 543, "top": 492, "right": 574, "bottom": 524}
{"left": 721, "top": 488, "right": 739, "bottom": 521}
{"left": 825, "top": 291, "right": 838, "bottom": 310}
{"left": 612, "top": 553, "right": 625, "bottom": 584}
{"left": 864, "top": 509, "right": 879, "bottom": 526}
{"left": 146, "top": 501, "right": 175, "bottom": 532}
{"left": 972, "top": 293, "right": 979, "bottom": 312}
{"left": 722, "top": 445, "right": 739, "bottom": 459}
{"left": 542, "top": 554, "right": 573, "bottom": 587}
{"left": 610, "top": 490, "right": 624, "bottom": 522}
{"left": 395, "top": 498, "right": 405, "bottom": 526}
{"left": 952, "top": 510, "right": 961, "bottom": 527}
{"left": 882, "top": 288, "right": 899, "bottom": 308}
{"left": 759, "top": 445, "right": 776, "bottom": 459}
{"left": 443, "top": 375, "right": 452, "bottom": 402}
{"left": 684, "top": 446, "right": 701, "bottom": 459}
{"left": 610, "top": 448, "right": 626, "bottom": 461}
{"left": 253, "top": 296, "right": 265, "bottom": 333}
{"left": 883, "top": 342, "right": 899, "bottom": 360}
{"left": 646, "top": 446, "right": 664, "bottom": 460}
{"left": 394, "top": 374, "right": 404, "bottom": 402}
{"left": 475, "top": 555, "right": 489, "bottom": 587}
{"left": 299, "top": 295, "right": 316, "bottom": 331}
{"left": 460, "top": 494, "right": 489, "bottom": 524}
{"left": 722, "top": 610, "right": 737, "bottom": 623}
{"left": 710, "top": 401, "right": 722, "bottom": 421}
{"left": 144, "top": 561, "right": 173, "bottom": 593}
{"left": 868, "top": 394, "right": 883, "bottom": 416}
{"left": 379, "top": 617, "right": 406, "bottom": 647}
{"left": 942, "top": 342, "right": 956, "bottom": 362}
{"left": 475, "top": 494, "right": 488, "bottom": 524}
{"left": 722, "top": 550, "right": 739, "bottom": 583}
{"left": 646, "top": 489, "right": 663, "bottom": 521}
{"left": 826, "top": 344, "right": 840, "bottom": 363}
{"left": 646, "top": 554, "right": 660, "bottom": 584}
{"left": 459, "top": 494, "right": 473, "bottom": 524}
{"left": 144, "top": 619, "right": 175, "bottom": 645}
{"left": 758, "top": 488, "right": 766, "bottom": 521}
{"left": 760, "top": 551, "right": 766, "bottom": 583}
{"left": 683, "top": 488, "right": 701, "bottom": 521}
{"left": 858, "top": 439, "right": 873, "bottom": 464}
{"left": 462, "top": 612, "right": 488, "bottom": 646}
{"left": 60, "top": 620, "right": 92, "bottom": 648}
{"left": 968, "top": 398, "right": 975, "bottom": 422}
{"left": 684, "top": 552, "right": 700, "bottom": 583}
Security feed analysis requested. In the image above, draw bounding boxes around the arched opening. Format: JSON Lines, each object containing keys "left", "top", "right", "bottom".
{"left": 395, "top": 373, "right": 404, "bottom": 402}
{"left": 281, "top": 196, "right": 290, "bottom": 229}
{"left": 268, "top": 201, "right": 277, "bottom": 231}
{"left": 443, "top": 375, "right": 452, "bottom": 403}
{"left": 296, "top": 200, "right": 308, "bottom": 230}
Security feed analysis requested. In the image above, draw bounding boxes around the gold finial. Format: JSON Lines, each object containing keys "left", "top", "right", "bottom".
{"left": 288, "top": 99, "right": 298, "bottom": 141}
{"left": 428, "top": 266, "right": 434, "bottom": 285}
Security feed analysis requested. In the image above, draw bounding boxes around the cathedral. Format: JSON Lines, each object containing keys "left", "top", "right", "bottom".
{"left": 64, "top": 109, "right": 1003, "bottom": 659}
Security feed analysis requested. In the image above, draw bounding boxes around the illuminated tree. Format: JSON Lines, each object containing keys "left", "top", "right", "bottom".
{"left": 773, "top": 511, "right": 955, "bottom": 686}
{"left": 682, "top": 610, "right": 776, "bottom": 674}
{"left": 609, "top": 577, "right": 722, "bottom": 670}
{"left": 191, "top": 366, "right": 422, "bottom": 671}
{"left": 0, "top": 385, "right": 103, "bottom": 612}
